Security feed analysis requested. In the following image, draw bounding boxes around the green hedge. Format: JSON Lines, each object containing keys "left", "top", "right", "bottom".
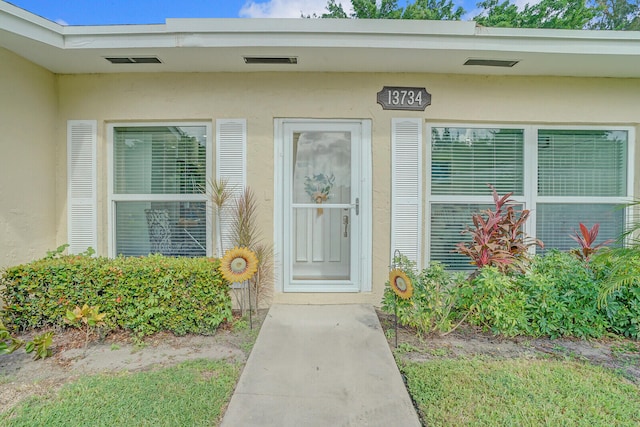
{"left": 387, "top": 250, "right": 640, "bottom": 340}
{"left": 1, "top": 254, "right": 231, "bottom": 338}
{"left": 456, "top": 250, "right": 639, "bottom": 339}
{"left": 520, "top": 251, "right": 609, "bottom": 339}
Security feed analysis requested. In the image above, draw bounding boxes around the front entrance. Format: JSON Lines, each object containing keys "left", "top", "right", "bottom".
{"left": 275, "top": 119, "right": 371, "bottom": 293}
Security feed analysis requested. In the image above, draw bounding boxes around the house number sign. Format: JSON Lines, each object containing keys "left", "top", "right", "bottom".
{"left": 376, "top": 86, "right": 431, "bottom": 111}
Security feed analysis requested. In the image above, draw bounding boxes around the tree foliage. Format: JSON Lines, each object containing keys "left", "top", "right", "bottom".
{"left": 589, "top": 0, "right": 640, "bottom": 30}
{"left": 320, "top": 0, "right": 463, "bottom": 20}
{"left": 317, "top": 0, "right": 640, "bottom": 30}
{"left": 474, "top": 0, "right": 596, "bottom": 29}
{"left": 321, "top": 0, "right": 403, "bottom": 18}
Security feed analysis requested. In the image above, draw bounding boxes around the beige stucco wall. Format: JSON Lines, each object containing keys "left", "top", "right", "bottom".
{"left": 0, "top": 47, "right": 58, "bottom": 269}
{"left": 56, "top": 72, "right": 640, "bottom": 304}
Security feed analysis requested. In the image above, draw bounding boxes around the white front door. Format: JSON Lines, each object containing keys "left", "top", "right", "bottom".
{"left": 279, "top": 120, "right": 367, "bottom": 292}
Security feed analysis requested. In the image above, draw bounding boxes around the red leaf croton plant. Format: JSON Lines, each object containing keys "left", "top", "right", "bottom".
{"left": 455, "top": 184, "right": 543, "bottom": 274}
{"left": 570, "top": 223, "right": 614, "bottom": 262}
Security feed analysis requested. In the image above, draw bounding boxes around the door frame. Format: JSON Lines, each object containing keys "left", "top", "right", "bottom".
{"left": 274, "top": 118, "right": 372, "bottom": 293}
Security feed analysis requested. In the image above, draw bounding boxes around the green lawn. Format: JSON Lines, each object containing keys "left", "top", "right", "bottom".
{"left": 1, "top": 359, "right": 240, "bottom": 427}
{"left": 402, "top": 358, "right": 640, "bottom": 427}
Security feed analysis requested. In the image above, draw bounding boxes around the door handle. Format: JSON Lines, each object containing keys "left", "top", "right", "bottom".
{"left": 343, "top": 215, "right": 349, "bottom": 237}
{"left": 355, "top": 198, "right": 359, "bottom": 216}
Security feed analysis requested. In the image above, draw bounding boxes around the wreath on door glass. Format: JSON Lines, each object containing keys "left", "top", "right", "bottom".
{"left": 304, "top": 173, "right": 335, "bottom": 215}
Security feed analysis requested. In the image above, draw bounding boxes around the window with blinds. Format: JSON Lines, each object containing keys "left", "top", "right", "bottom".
{"left": 536, "top": 129, "right": 628, "bottom": 253}
{"left": 111, "top": 125, "right": 209, "bottom": 257}
{"left": 431, "top": 127, "right": 524, "bottom": 196}
{"left": 427, "top": 126, "right": 631, "bottom": 270}
{"left": 428, "top": 126, "right": 525, "bottom": 270}
{"left": 536, "top": 203, "right": 623, "bottom": 251}
{"left": 538, "top": 130, "right": 627, "bottom": 197}
{"left": 430, "top": 203, "right": 493, "bottom": 270}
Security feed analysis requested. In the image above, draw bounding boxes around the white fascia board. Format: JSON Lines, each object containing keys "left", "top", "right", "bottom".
{"left": 59, "top": 19, "right": 477, "bottom": 50}
{"left": 1, "top": 1, "right": 639, "bottom": 57}
{"left": 0, "top": 1, "right": 62, "bottom": 31}
{"left": 165, "top": 18, "right": 477, "bottom": 37}
{"left": 0, "top": 1, "right": 64, "bottom": 47}
{"left": 53, "top": 24, "right": 640, "bottom": 58}
{"left": 472, "top": 30, "right": 640, "bottom": 55}
{"left": 475, "top": 26, "right": 640, "bottom": 56}
{"left": 477, "top": 25, "right": 640, "bottom": 42}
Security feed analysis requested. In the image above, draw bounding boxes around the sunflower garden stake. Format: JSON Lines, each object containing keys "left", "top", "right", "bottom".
{"left": 220, "top": 247, "right": 259, "bottom": 329}
{"left": 389, "top": 250, "right": 413, "bottom": 348}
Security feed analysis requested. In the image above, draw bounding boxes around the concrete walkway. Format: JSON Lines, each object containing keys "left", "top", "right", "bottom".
{"left": 221, "top": 304, "right": 421, "bottom": 427}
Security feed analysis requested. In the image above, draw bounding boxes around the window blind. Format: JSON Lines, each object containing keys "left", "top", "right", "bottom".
{"left": 538, "top": 130, "right": 627, "bottom": 197}
{"left": 536, "top": 203, "right": 623, "bottom": 252}
{"left": 111, "top": 125, "right": 209, "bottom": 257}
{"left": 430, "top": 203, "right": 494, "bottom": 270}
{"left": 431, "top": 127, "right": 524, "bottom": 196}
{"left": 113, "top": 126, "right": 207, "bottom": 195}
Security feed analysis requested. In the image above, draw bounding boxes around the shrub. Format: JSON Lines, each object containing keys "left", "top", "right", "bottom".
{"left": 520, "top": 250, "right": 608, "bottom": 339}
{"left": 456, "top": 251, "right": 611, "bottom": 339}
{"left": 1, "top": 319, "right": 54, "bottom": 360}
{"left": 592, "top": 249, "right": 640, "bottom": 339}
{"left": 0, "top": 254, "right": 231, "bottom": 338}
{"left": 382, "top": 256, "right": 465, "bottom": 336}
{"left": 457, "top": 267, "right": 528, "bottom": 336}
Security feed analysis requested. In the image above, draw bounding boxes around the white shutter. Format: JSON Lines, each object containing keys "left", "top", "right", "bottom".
{"left": 67, "top": 120, "right": 97, "bottom": 255}
{"left": 391, "top": 118, "right": 422, "bottom": 268}
{"left": 216, "top": 119, "right": 246, "bottom": 255}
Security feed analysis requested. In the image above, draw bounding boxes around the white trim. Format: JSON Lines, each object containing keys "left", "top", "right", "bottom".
{"left": 107, "top": 121, "right": 213, "bottom": 258}
{"left": 274, "top": 118, "right": 372, "bottom": 293}
{"left": 428, "top": 195, "right": 528, "bottom": 203}
{"left": 524, "top": 125, "right": 537, "bottom": 245}
{"left": 360, "top": 119, "right": 373, "bottom": 292}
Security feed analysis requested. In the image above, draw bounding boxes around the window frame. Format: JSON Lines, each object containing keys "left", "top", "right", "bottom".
{"left": 425, "top": 123, "right": 635, "bottom": 268}
{"left": 107, "top": 122, "right": 213, "bottom": 258}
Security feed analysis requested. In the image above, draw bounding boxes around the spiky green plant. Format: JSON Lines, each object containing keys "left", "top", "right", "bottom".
{"left": 251, "top": 243, "right": 275, "bottom": 309}
{"left": 232, "top": 187, "right": 260, "bottom": 249}
{"left": 595, "top": 248, "right": 640, "bottom": 306}
{"left": 595, "top": 199, "right": 640, "bottom": 306}
{"left": 208, "top": 178, "right": 235, "bottom": 256}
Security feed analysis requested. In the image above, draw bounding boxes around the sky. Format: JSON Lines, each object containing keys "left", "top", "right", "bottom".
{"left": 5, "top": 0, "right": 498, "bottom": 26}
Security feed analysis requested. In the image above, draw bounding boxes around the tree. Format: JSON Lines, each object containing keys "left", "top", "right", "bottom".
{"left": 520, "top": 0, "right": 596, "bottom": 29}
{"left": 319, "top": 0, "right": 465, "bottom": 20}
{"left": 321, "top": 0, "right": 349, "bottom": 18}
{"left": 589, "top": 0, "right": 640, "bottom": 30}
{"left": 475, "top": 0, "right": 596, "bottom": 29}
{"left": 318, "top": 0, "right": 639, "bottom": 31}
{"left": 402, "top": 0, "right": 465, "bottom": 20}
{"left": 474, "top": 0, "right": 521, "bottom": 27}
{"left": 321, "top": 0, "right": 403, "bottom": 18}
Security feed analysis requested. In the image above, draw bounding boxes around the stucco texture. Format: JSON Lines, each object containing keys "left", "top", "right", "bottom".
{"left": 0, "top": 48, "right": 57, "bottom": 268}
{"left": 54, "top": 72, "right": 640, "bottom": 303}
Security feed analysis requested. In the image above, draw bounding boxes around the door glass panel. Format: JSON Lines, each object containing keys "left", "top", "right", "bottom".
{"left": 291, "top": 131, "right": 351, "bottom": 280}
{"left": 292, "top": 132, "right": 351, "bottom": 205}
